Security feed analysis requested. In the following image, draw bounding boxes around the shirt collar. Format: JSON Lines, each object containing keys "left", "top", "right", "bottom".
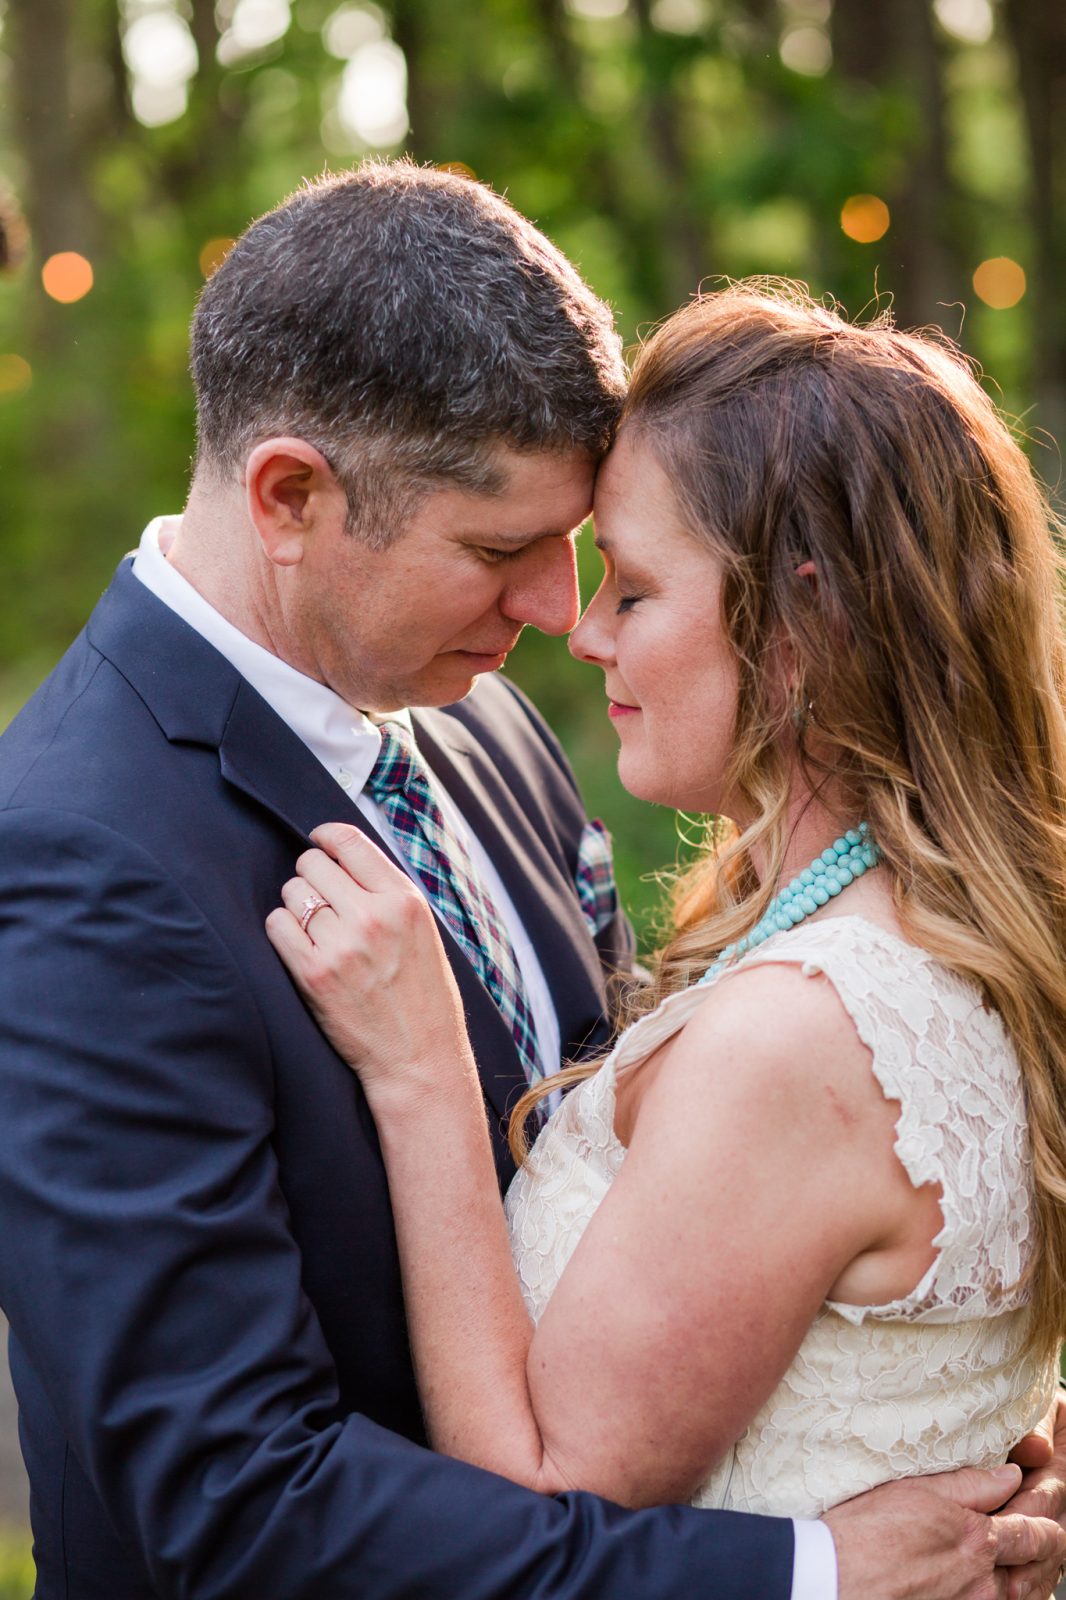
{"left": 131, "top": 515, "right": 412, "bottom": 792}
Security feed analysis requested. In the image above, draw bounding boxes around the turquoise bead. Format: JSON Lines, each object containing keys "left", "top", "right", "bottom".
{"left": 697, "top": 824, "right": 882, "bottom": 983}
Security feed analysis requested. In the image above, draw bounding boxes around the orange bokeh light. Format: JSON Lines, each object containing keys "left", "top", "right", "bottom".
{"left": 0, "top": 354, "right": 31, "bottom": 396}
{"left": 436, "top": 161, "right": 477, "bottom": 180}
{"left": 972, "top": 257, "right": 1026, "bottom": 310}
{"left": 199, "top": 237, "right": 235, "bottom": 278}
{"left": 840, "top": 195, "right": 891, "bottom": 244}
{"left": 41, "top": 252, "right": 94, "bottom": 304}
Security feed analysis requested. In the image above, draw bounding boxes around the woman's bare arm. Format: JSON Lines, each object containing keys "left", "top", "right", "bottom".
{"left": 268, "top": 824, "right": 936, "bottom": 1506}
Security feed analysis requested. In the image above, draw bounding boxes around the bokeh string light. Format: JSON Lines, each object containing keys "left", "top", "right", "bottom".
{"left": 972, "top": 257, "right": 1026, "bottom": 310}
{"left": 199, "top": 238, "right": 236, "bottom": 278}
{"left": 41, "top": 253, "right": 94, "bottom": 304}
{"left": 840, "top": 195, "right": 891, "bottom": 244}
{"left": 0, "top": 355, "right": 31, "bottom": 397}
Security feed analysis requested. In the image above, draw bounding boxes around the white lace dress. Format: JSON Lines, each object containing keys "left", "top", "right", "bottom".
{"left": 505, "top": 916, "right": 1057, "bottom": 1517}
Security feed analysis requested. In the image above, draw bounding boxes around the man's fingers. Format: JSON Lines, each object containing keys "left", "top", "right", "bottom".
{"left": 1001, "top": 1475, "right": 1066, "bottom": 1523}
{"left": 992, "top": 1512, "right": 1066, "bottom": 1568}
{"left": 1010, "top": 1404, "right": 1057, "bottom": 1471}
{"left": 1006, "top": 1556, "right": 1063, "bottom": 1600}
{"left": 922, "top": 1463, "right": 1023, "bottom": 1513}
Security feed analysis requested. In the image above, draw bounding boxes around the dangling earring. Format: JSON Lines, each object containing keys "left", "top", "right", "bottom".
{"left": 791, "top": 694, "right": 814, "bottom": 732}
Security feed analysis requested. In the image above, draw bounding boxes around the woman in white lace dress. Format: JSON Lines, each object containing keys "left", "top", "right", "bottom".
{"left": 268, "top": 284, "right": 1066, "bottom": 1521}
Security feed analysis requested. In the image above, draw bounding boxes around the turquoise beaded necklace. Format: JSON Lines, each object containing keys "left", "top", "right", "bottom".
{"left": 697, "top": 823, "right": 882, "bottom": 987}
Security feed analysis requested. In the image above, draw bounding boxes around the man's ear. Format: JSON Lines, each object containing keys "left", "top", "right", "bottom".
{"left": 244, "top": 438, "right": 345, "bottom": 568}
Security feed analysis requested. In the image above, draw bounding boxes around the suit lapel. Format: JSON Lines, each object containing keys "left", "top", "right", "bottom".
{"left": 412, "top": 707, "right": 606, "bottom": 1060}
{"left": 88, "top": 564, "right": 532, "bottom": 1130}
{"left": 216, "top": 693, "right": 530, "bottom": 1128}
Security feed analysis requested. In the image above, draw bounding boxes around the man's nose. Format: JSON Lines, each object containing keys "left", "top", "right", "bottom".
{"left": 502, "top": 536, "right": 580, "bottom": 637}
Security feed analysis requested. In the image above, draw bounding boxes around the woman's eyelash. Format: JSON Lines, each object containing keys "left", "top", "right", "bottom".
{"left": 616, "top": 594, "right": 642, "bottom": 614}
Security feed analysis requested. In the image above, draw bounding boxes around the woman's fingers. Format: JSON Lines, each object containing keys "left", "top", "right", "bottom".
{"left": 279, "top": 875, "right": 340, "bottom": 942}
{"left": 265, "top": 901, "right": 313, "bottom": 967}
{"left": 310, "top": 822, "right": 412, "bottom": 893}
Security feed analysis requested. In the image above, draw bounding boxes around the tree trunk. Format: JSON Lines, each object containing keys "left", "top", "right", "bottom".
{"left": 830, "top": 0, "right": 965, "bottom": 333}
{"left": 1001, "top": 0, "right": 1066, "bottom": 466}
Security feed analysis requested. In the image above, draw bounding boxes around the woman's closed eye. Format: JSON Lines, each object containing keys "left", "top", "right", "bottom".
{"left": 616, "top": 593, "right": 643, "bottom": 614}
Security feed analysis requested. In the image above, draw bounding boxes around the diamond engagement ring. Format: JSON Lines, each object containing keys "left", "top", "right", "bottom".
{"left": 298, "top": 894, "right": 330, "bottom": 934}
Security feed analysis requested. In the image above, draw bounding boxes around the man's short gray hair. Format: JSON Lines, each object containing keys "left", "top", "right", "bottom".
{"left": 190, "top": 160, "right": 627, "bottom": 543}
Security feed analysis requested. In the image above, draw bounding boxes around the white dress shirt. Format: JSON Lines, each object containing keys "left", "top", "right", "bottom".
{"left": 132, "top": 516, "right": 837, "bottom": 1600}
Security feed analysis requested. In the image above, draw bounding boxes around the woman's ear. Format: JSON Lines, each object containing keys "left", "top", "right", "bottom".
{"left": 243, "top": 438, "right": 345, "bottom": 568}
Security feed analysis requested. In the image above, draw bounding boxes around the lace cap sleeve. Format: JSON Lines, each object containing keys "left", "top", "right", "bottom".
{"left": 720, "top": 917, "right": 1034, "bottom": 1326}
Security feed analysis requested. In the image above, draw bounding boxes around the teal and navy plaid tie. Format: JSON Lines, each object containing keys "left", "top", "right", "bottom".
{"left": 364, "top": 721, "right": 542, "bottom": 1090}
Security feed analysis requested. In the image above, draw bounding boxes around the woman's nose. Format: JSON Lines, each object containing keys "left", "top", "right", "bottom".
{"left": 569, "top": 586, "right": 614, "bottom": 665}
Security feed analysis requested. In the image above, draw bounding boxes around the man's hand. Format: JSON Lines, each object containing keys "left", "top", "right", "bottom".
{"left": 1000, "top": 1393, "right": 1066, "bottom": 1600}
{"left": 825, "top": 1464, "right": 1066, "bottom": 1600}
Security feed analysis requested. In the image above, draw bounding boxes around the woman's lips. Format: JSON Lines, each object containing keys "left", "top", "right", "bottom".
{"left": 607, "top": 700, "right": 639, "bottom": 719}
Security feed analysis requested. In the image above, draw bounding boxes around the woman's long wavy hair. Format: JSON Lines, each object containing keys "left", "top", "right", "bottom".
{"left": 510, "top": 281, "right": 1066, "bottom": 1360}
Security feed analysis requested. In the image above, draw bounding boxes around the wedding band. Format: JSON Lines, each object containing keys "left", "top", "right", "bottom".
{"left": 298, "top": 894, "right": 330, "bottom": 933}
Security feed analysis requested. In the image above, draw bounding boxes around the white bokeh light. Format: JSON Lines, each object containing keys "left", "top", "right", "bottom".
{"left": 218, "top": 0, "right": 291, "bottom": 63}
{"left": 337, "top": 39, "right": 408, "bottom": 146}
{"left": 650, "top": 0, "right": 707, "bottom": 33}
{"left": 779, "top": 24, "right": 832, "bottom": 75}
{"left": 565, "top": 0, "right": 628, "bottom": 19}
{"left": 122, "top": 7, "right": 198, "bottom": 126}
{"left": 132, "top": 78, "right": 189, "bottom": 126}
{"left": 934, "top": 0, "right": 994, "bottom": 44}
{"left": 323, "top": 3, "right": 387, "bottom": 59}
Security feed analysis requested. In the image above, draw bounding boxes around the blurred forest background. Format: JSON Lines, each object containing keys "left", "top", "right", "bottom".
{"left": 1, "top": 0, "right": 1064, "bottom": 938}
{"left": 0, "top": 0, "right": 1064, "bottom": 1571}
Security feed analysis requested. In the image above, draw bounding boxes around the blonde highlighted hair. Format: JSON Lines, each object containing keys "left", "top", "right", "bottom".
{"left": 511, "top": 281, "right": 1066, "bottom": 1360}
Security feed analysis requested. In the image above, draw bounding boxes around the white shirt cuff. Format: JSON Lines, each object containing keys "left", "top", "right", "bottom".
{"left": 791, "top": 1518, "right": 838, "bottom": 1600}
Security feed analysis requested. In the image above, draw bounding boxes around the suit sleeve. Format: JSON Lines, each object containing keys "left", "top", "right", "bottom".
{"left": 0, "top": 807, "right": 793, "bottom": 1600}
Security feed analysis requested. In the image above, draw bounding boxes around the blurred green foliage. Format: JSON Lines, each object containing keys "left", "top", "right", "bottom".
{"left": 0, "top": 0, "right": 1063, "bottom": 940}
{"left": 0, "top": 1527, "right": 33, "bottom": 1598}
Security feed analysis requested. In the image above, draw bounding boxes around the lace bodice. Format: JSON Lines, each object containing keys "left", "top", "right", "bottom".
{"left": 505, "top": 916, "right": 1056, "bottom": 1517}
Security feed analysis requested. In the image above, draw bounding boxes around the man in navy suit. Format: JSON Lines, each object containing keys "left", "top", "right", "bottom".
{"left": 0, "top": 161, "right": 1063, "bottom": 1600}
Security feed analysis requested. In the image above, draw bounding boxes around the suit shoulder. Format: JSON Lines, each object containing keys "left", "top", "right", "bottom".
{"left": 444, "top": 673, "right": 578, "bottom": 788}
{"left": 0, "top": 631, "right": 107, "bottom": 807}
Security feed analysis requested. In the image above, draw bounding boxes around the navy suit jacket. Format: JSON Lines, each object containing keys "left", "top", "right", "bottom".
{"left": 0, "top": 561, "right": 794, "bottom": 1600}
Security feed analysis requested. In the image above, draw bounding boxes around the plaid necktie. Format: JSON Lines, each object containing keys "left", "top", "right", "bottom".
{"left": 364, "top": 721, "right": 542, "bottom": 1090}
